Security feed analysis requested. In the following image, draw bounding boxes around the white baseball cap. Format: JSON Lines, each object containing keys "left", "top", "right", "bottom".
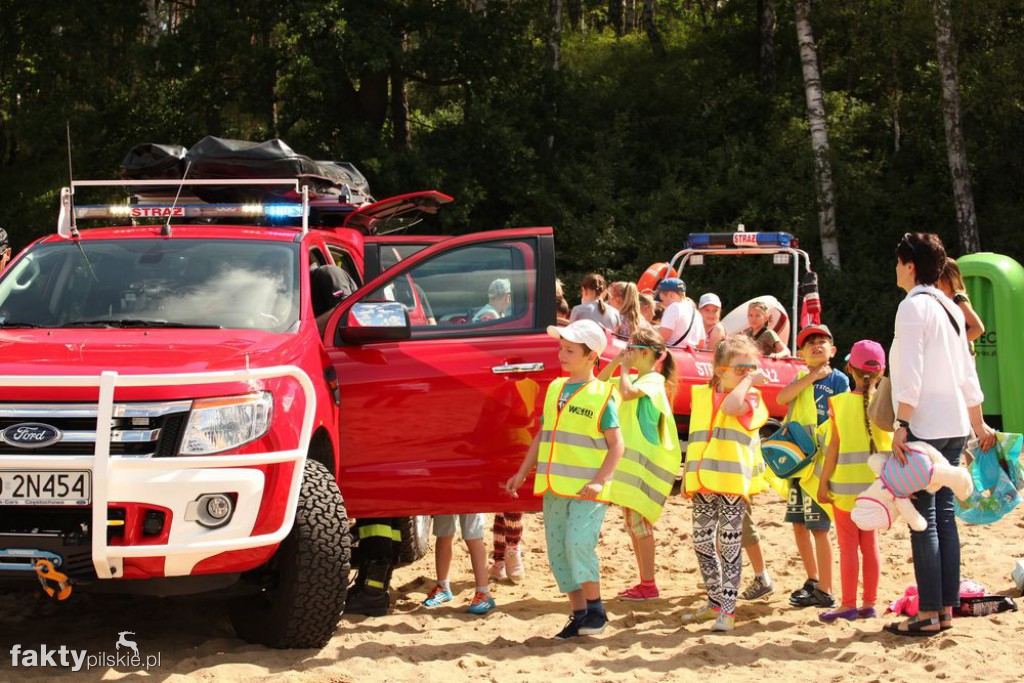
{"left": 699, "top": 293, "right": 722, "bottom": 309}
{"left": 547, "top": 319, "right": 608, "bottom": 355}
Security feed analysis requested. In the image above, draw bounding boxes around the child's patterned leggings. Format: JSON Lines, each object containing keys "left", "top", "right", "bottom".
{"left": 492, "top": 512, "right": 524, "bottom": 561}
{"left": 692, "top": 492, "right": 745, "bottom": 616}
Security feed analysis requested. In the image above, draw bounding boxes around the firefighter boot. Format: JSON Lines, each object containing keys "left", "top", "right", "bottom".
{"left": 344, "top": 561, "right": 392, "bottom": 617}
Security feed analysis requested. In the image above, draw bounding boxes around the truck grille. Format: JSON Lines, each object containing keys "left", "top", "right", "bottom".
{"left": 0, "top": 402, "right": 191, "bottom": 458}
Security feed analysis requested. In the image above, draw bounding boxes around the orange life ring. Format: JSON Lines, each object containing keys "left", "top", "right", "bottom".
{"left": 637, "top": 262, "right": 678, "bottom": 294}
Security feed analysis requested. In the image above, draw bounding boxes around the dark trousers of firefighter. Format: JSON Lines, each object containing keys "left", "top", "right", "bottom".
{"left": 692, "top": 492, "right": 745, "bottom": 616}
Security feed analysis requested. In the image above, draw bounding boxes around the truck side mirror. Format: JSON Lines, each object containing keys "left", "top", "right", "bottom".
{"left": 338, "top": 301, "right": 412, "bottom": 345}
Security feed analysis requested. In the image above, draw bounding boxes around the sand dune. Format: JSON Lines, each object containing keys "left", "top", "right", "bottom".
{"left": 1, "top": 491, "right": 1022, "bottom": 681}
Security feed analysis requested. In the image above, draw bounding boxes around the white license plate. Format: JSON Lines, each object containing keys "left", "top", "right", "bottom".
{"left": 0, "top": 470, "right": 91, "bottom": 506}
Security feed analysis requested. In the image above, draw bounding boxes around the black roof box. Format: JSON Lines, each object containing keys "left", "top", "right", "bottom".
{"left": 119, "top": 137, "right": 372, "bottom": 203}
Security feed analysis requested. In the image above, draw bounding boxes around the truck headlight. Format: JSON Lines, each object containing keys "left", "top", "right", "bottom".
{"left": 179, "top": 392, "right": 273, "bottom": 455}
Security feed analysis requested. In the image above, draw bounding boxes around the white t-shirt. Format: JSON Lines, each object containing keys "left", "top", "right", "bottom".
{"left": 660, "top": 299, "right": 705, "bottom": 347}
{"left": 889, "top": 285, "right": 983, "bottom": 439}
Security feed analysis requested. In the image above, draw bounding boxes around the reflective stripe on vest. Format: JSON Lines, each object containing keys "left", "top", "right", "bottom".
{"left": 828, "top": 392, "right": 893, "bottom": 512}
{"left": 613, "top": 372, "right": 683, "bottom": 523}
{"left": 534, "top": 377, "right": 615, "bottom": 501}
{"left": 685, "top": 384, "right": 767, "bottom": 497}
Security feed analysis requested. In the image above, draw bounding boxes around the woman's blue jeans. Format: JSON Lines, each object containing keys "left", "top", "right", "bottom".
{"left": 907, "top": 432, "right": 968, "bottom": 612}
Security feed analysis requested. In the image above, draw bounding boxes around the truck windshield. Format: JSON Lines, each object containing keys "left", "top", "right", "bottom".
{"left": 0, "top": 239, "right": 299, "bottom": 332}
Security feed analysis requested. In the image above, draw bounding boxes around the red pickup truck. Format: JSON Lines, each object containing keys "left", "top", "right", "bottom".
{"left": 0, "top": 151, "right": 811, "bottom": 648}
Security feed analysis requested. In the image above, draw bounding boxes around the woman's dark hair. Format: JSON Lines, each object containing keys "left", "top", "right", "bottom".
{"left": 581, "top": 272, "right": 609, "bottom": 314}
{"left": 895, "top": 232, "right": 947, "bottom": 285}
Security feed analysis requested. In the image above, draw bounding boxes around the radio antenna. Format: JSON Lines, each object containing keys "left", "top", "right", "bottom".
{"left": 66, "top": 123, "right": 80, "bottom": 239}
{"left": 66, "top": 123, "right": 98, "bottom": 282}
{"left": 162, "top": 160, "right": 192, "bottom": 237}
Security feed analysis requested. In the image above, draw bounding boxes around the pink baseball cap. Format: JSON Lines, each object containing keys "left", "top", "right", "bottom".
{"left": 848, "top": 340, "right": 886, "bottom": 372}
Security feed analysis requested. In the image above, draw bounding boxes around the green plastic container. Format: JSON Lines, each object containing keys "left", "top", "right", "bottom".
{"left": 959, "top": 253, "right": 1024, "bottom": 432}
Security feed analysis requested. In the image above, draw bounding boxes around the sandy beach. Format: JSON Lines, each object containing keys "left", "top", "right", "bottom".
{"left": 1, "top": 490, "right": 1022, "bottom": 682}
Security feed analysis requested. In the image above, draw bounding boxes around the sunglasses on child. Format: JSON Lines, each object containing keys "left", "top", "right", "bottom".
{"left": 718, "top": 363, "right": 759, "bottom": 374}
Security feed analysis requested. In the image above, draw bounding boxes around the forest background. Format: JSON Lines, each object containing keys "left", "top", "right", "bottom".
{"left": 0, "top": 0, "right": 1021, "bottom": 351}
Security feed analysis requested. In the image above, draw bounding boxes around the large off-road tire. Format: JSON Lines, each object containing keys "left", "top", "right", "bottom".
{"left": 229, "top": 459, "right": 351, "bottom": 649}
{"left": 396, "top": 515, "right": 432, "bottom": 566}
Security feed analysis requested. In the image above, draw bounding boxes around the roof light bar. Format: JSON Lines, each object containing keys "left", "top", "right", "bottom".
{"left": 74, "top": 203, "right": 304, "bottom": 221}
{"left": 686, "top": 232, "right": 796, "bottom": 249}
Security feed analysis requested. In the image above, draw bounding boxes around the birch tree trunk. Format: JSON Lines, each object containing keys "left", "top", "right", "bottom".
{"left": 933, "top": 0, "right": 980, "bottom": 253}
{"left": 795, "top": 0, "right": 840, "bottom": 270}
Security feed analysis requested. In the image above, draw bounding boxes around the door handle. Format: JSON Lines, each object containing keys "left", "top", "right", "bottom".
{"left": 491, "top": 362, "right": 545, "bottom": 374}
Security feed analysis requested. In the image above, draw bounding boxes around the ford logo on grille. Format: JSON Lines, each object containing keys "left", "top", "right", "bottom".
{"left": 1, "top": 423, "right": 63, "bottom": 449}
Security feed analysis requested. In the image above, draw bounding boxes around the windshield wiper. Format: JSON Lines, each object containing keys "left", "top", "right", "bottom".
{"left": 62, "top": 319, "right": 223, "bottom": 329}
{"left": 0, "top": 321, "right": 43, "bottom": 328}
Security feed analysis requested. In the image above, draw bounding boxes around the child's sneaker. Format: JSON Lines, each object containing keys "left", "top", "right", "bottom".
{"left": 504, "top": 545, "right": 525, "bottom": 583}
{"left": 617, "top": 583, "right": 660, "bottom": 601}
{"left": 553, "top": 616, "right": 582, "bottom": 640}
{"left": 740, "top": 575, "right": 774, "bottom": 601}
{"left": 789, "top": 579, "right": 818, "bottom": 604}
{"left": 681, "top": 604, "right": 719, "bottom": 624}
{"left": 577, "top": 611, "right": 608, "bottom": 636}
{"left": 711, "top": 613, "right": 735, "bottom": 632}
{"left": 792, "top": 586, "right": 836, "bottom": 609}
{"left": 423, "top": 585, "right": 454, "bottom": 607}
{"left": 467, "top": 591, "right": 496, "bottom": 615}
{"left": 488, "top": 560, "right": 507, "bottom": 582}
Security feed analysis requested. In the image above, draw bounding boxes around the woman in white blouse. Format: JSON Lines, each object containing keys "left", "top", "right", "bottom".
{"left": 885, "top": 232, "right": 996, "bottom": 637}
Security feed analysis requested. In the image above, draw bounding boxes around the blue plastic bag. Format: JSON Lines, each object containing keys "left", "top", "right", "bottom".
{"left": 954, "top": 441, "right": 1021, "bottom": 525}
{"left": 995, "top": 432, "right": 1024, "bottom": 492}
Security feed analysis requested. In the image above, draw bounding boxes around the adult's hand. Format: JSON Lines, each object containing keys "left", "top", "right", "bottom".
{"left": 891, "top": 426, "right": 909, "bottom": 464}
{"left": 974, "top": 421, "right": 997, "bottom": 452}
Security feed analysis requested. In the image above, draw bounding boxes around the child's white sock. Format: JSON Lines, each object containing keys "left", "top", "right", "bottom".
{"left": 760, "top": 571, "right": 772, "bottom": 586}
{"left": 438, "top": 579, "right": 451, "bottom": 591}
{"left": 476, "top": 585, "right": 490, "bottom": 595}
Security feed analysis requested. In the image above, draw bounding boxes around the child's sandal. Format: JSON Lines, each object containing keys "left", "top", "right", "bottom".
{"left": 883, "top": 615, "right": 941, "bottom": 637}
{"left": 939, "top": 613, "right": 953, "bottom": 631}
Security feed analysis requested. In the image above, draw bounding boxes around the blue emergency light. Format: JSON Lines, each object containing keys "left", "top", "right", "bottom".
{"left": 686, "top": 232, "right": 795, "bottom": 249}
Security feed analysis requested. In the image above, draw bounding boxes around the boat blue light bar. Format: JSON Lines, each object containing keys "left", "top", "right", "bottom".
{"left": 686, "top": 232, "right": 795, "bottom": 249}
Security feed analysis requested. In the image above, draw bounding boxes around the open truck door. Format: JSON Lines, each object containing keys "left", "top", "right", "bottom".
{"left": 324, "top": 227, "right": 558, "bottom": 517}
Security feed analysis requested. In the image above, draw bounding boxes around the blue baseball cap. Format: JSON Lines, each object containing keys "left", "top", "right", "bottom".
{"left": 657, "top": 277, "right": 686, "bottom": 293}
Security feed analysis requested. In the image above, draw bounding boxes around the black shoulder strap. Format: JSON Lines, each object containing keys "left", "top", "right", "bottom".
{"left": 669, "top": 301, "right": 697, "bottom": 346}
{"left": 912, "top": 291, "right": 961, "bottom": 336}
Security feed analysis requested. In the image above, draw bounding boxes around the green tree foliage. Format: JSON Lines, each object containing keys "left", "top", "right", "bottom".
{"left": 0, "top": 0, "right": 1020, "bottom": 353}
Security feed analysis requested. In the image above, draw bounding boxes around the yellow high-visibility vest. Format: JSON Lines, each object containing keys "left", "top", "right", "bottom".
{"left": 828, "top": 392, "right": 893, "bottom": 512}
{"left": 534, "top": 377, "right": 616, "bottom": 501}
{"left": 785, "top": 370, "right": 836, "bottom": 520}
{"left": 685, "top": 384, "right": 767, "bottom": 497}
{"left": 614, "top": 372, "right": 683, "bottom": 523}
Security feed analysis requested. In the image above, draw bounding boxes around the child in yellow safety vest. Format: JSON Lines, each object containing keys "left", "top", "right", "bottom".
{"left": 597, "top": 325, "right": 683, "bottom": 601}
{"left": 505, "top": 319, "right": 625, "bottom": 640}
{"left": 816, "top": 340, "right": 892, "bottom": 622}
{"left": 682, "top": 334, "right": 769, "bottom": 632}
{"left": 776, "top": 324, "right": 849, "bottom": 609}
